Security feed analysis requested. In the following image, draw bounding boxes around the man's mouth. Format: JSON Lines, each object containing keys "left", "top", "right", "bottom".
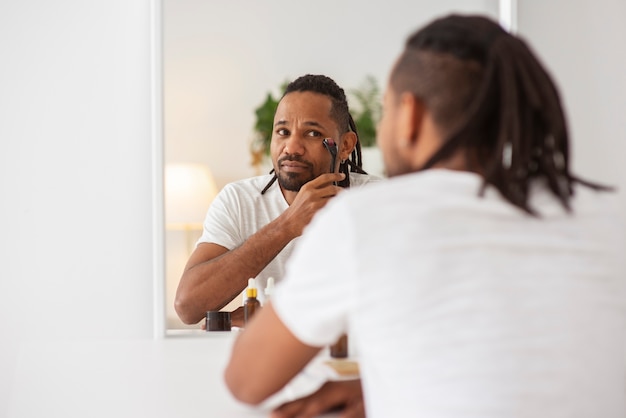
{"left": 279, "top": 158, "right": 311, "bottom": 173}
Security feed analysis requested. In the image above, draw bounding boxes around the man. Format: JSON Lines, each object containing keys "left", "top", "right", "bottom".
{"left": 175, "top": 74, "right": 377, "bottom": 326}
{"left": 225, "top": 14, "right": 625, "bottom": 418}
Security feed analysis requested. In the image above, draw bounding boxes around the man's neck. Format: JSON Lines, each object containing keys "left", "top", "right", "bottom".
{"left": 280, "top": 187, "right": 298, "bottom": 206}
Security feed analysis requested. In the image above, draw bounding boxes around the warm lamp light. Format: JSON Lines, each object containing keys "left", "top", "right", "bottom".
{"left": 165, "top": 163, "right": 218, "bottom": 230}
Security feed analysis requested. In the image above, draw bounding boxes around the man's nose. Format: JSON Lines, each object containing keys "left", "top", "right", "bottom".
{"left": 283, "top": 135, "right": 305, "bottom": 155}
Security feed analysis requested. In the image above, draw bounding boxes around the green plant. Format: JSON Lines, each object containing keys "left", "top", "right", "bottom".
{"left": 252, "top": 93, "right": 279, "bottom": 154}
{"left": 250, "top": 83, "right": 285, "bottom": 165}
{"left": 349, "top": 75, "right": 381, "bottom": 148}
{"left": 250, "top": 76, "right": 381, "bottom": 166}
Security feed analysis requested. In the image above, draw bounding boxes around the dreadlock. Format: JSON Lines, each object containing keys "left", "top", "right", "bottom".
{"left": 390, "top": 14, "right": 611, "bottom": 215}
{"left": 261, "top": 74, "right": 367, "bottom": 194}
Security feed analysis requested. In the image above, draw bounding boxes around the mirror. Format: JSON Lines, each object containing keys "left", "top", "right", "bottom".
{"left": 162, "top": 0, "right": 502, "bottom": 331}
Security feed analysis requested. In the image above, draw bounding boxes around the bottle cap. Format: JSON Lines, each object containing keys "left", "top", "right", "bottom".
{"left": 246, "top": 278, "right": 257, "bottom": 298}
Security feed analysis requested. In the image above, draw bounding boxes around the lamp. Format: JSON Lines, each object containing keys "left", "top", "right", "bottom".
{"left": 165, "top": 162, "right": 218, "bottom": 252}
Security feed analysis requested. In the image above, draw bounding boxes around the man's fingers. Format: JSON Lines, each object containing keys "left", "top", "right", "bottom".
{"left": 271, "top": 387, "right": 336, "bottom": 418}
{"left": 340, "top": 400, "right": 366, "bottom": 418}
{"left": 230, "top": 306, "right": 244, "bottom": 328}
{"left": 306, "top": 172, "right": 346, "bottom": 188}
{"left": 271, "top": 380, "right": 363, "bottom": 418}
{"left": 270, "top": 396, "right": 325, "bottom": 418}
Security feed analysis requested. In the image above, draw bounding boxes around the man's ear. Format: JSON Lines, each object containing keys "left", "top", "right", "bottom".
{"left": 339, "top": 131, "right": 358, "bottom": 161}
{"left": 397, "top": 92, "right": 426, "bottom": 149}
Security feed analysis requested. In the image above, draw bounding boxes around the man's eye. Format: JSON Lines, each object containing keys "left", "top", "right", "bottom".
{"left": 276, "top": 128, "right": 289, "bottom": 136}
{"left": 306, "top": 131, "right": 322, "bottom": 137}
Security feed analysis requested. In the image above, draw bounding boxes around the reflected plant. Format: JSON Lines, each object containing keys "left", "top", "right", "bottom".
{"left": 250, "top": 82, "right": 285, "bottom": 165}
{"left": 349, "top": 75, "right": 381, "bottom": 148}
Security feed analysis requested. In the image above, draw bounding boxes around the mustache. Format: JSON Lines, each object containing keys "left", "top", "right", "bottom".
{"left": 277, "top": 155, "right": 313, "bottom": 169}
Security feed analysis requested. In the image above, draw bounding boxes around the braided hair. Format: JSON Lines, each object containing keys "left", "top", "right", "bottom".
{"left": 390, "top": 14, "right": 610, "bottom": 215}
{"left": 261, "top": 74, "right": 367, "bottom": 194}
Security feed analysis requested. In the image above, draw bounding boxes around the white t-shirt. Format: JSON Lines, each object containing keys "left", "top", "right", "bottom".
{"left": 198, "top": 172, "right": 376, "bottom": 302}
{"left": 273, "top": 169, "right": 626, "bottom": 418}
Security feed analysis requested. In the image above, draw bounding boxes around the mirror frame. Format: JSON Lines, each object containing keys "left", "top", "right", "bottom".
{"left": 151, "top": 0, "right": 166, "bottom": 339}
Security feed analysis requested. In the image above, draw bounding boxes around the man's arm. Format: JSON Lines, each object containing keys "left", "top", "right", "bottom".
{"left": 174, "top": 217, "right": 298, "bottom": 324}
{"left": 174, "top": 172, "right": 346, "bottom": 325}
{"left": 224, "top": 302, "right": 321, "bottom": 404}
{"left": 225, "top": 304, "right": 366, "bottom": 418}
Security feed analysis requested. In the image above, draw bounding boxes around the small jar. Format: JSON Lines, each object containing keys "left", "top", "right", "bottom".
{"left": 205, "top": 311, "right": 231, "bottom": 331}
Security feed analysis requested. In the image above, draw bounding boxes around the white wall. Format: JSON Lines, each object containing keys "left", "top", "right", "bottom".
{"left": 0, "top": 0, "right": 158, "bottom": 415}
{"left": 0, "top": 0, "right": 624, "bottom": 416}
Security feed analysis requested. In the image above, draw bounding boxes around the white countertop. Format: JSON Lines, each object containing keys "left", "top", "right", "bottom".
{"left": 8, "top": 331, "right": 354, "bottom": 418}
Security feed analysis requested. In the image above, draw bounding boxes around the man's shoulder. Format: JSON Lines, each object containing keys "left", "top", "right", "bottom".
{"left": 349, "top": 172, "right": 383, "bottom": 187}
{"left": 342, "top": 170, "right": 479, "bottom": 206}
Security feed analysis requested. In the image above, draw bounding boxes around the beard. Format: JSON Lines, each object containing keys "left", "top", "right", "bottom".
{"left": 276, "top": 156, "right": 315, "bottom": 191}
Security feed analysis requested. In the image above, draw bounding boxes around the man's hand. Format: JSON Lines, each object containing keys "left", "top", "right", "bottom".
{"left": 281, "top": 172, "right": 345, "bottom": 237}
{"left": 270, "top": 379, "right": 365, "bottom": 418}
{"left": 230, "top": 306, "right": 244, "bottom": 328}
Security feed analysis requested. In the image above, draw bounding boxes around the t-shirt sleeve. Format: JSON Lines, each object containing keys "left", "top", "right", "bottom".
{"left": 271, "top": 197, "right": 356, "bottom": 347}
{"left": 196, "top": 184, "right": 243, "bottom": 250}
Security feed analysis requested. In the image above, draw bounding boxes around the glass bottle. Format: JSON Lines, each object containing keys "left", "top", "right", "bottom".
{"left": 244, "top": 278, "right": 261, "bottom": 325}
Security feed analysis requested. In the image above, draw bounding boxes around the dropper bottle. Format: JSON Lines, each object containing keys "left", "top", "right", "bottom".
{"left": 244, "top": 278, "right": 261, "bottom": 325}
{"left": 264, "top": 277, "right": 275, "bottom": 305}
